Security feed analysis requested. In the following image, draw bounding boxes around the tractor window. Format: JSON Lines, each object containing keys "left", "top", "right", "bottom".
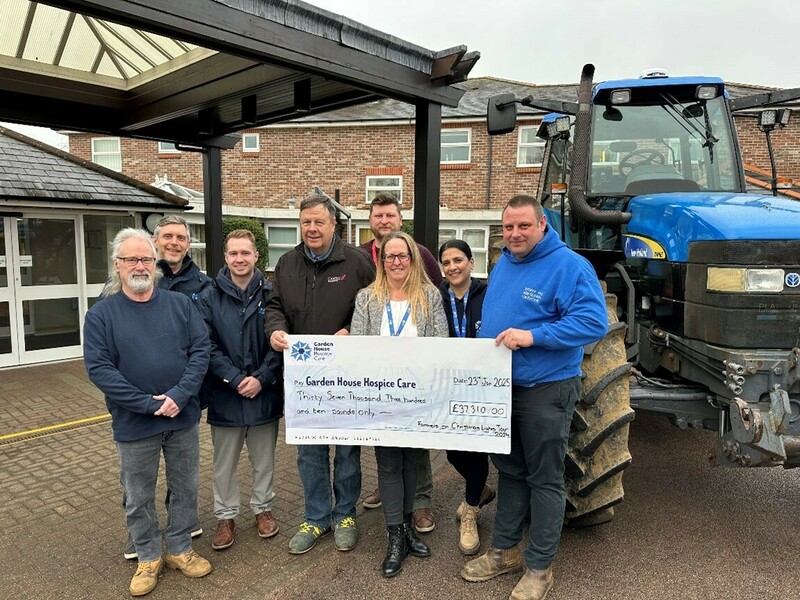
{"left": 587, "top": 96, "right": 738, "bottom": 195}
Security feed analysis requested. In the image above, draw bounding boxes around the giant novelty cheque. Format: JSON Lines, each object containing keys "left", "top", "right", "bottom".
{"left": 284, "top": 335, "right": 512, "bottom": 454}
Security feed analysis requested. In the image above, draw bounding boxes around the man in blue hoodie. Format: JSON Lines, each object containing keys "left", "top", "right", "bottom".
{"left": 461, "top": 195, "right": 607, "bottom": 600}
{"left": 197, "top": 230, "right": 283, "bottom": 552}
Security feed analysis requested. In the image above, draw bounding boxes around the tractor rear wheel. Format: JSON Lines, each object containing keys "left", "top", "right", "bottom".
{"left": 565, "top": 291, "right": 634, "bottom": 526}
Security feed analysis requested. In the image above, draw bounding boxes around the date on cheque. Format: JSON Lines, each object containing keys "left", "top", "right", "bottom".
{"left": 453, "top": 376, "right": 510, "bottom": 387}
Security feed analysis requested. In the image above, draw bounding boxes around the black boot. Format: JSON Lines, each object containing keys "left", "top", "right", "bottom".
{"left": 381, "top": 524, "right": 406, "bottom": 577}
{"left": 403, "top": 513, "right": 431, "bottom": 558}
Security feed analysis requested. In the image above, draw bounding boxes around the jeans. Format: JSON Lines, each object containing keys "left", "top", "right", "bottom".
{"left": 490, "top": 377, "right": 580, "bottom": 570}
{"left": 375, "top": 446, "right": 425, "bottom": 525}
{"left": 117, "top": 423, "right": 200, "bottom": 562}
{"left": 211, "top": 422, "right": 279, "bottom": 520}
{"left": 297, "top": 444, "right": 361, "bottom": 528}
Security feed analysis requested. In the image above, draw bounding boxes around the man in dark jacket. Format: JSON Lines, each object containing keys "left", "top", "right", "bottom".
{"left": 266, "top": 194, "right": 375, "bottom": 555}
{"left": 153, "top": 214, "right": 211, "bottom": 301}
{"left": 198, "top": 229, "right": 283, "bottom": 552}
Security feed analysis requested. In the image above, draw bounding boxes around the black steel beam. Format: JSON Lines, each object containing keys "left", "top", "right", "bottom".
{"left": 202, "top": 147, "right": 224, "bottom": 277}
{"left": 729, "top": 87, "right": 800, "bottom": 111}
{"left": 413, "top": 101, "right": 442, "bottom": 253}
{"left": 43, "top": 0, "right": 467, "bottom": 107}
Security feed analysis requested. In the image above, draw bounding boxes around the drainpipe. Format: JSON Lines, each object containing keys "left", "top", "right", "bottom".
{"left": 485, "top": 134, "right": 493, "bottom": 209}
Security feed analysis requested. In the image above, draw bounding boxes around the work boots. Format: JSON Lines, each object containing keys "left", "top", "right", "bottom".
{"left": 381, "top": 524, "right": 407, "bottom": 577}
{"left": 459, "top": 504, "right": 480, "bottom": 555}
{"left": 509, "top": 565, "right": 554, "bottom": 600}
{"left": 461, "top": 545, "right": 523, "bottom": 582}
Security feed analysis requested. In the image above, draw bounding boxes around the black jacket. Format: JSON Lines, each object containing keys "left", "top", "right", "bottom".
{"left": 265, "top": 236, "right": 376, "bottom": 337}
{"left": 198, "top": 267, "right": 283, "bottom": 427}
{"left": 438, "top": 278, "right": 487, "bottom": 339}
{"left": 157, "top": 255, "right": 212, "bottom": 303}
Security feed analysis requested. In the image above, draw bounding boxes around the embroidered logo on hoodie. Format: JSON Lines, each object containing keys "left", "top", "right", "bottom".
{"left": 328, "top": 274, "right": 348, "bottom": 284}
{"left": 522, "top": 287, "right": 543, "bottom": 303}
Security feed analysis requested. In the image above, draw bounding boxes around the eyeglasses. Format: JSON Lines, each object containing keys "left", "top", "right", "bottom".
{"left": 383, "top": 253, "right": 411, "bottom": 263}
{"left": 117, "top": 256, "right": 156, "bottom": 266}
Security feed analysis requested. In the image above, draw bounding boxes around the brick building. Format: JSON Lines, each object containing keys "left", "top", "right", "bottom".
{"left": 65, "top": 76, "right": 800, "bottom": 277}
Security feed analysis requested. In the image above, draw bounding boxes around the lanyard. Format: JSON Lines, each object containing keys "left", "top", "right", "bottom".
{"left": 449, "top": 289, "right": 469, "bottom": 338}
{"left": 371, "top": 241, "right": 380, "bottom": 266}
{"left": 386, "top": 301, "right": 411, "bottom": 336}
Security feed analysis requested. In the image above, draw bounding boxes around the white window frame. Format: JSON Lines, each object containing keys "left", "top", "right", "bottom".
{"left": 266, "top": 225, "right": 300, "bottom": 270}
{"left": 91, "top": 137, "right": 121, "bottom": 172}
{"left": 365, "top": 175, "right": 403, "bottom": 204}
{"left": 158, "top": 142, "right": 181, "bottom": 154}
{"left": 438, "top": 224, "right": 491, "bottom": 278}
{"left": 242, "top": 133, "right": 260, "bottom": 153}
{"left": 517, "top": 126, "right": 545, "bottom": 167}
{"left": 441, "top": 128, "right": 471, "bottom": 164}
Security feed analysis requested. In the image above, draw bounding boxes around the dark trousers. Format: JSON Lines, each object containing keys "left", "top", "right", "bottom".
{"left": 375, "top": 446, "right": 425, "bottom": 525}
{"left": 490, "top": 377, "right": 580, "bottom": 570}
{"left": 446, "top": 449, "right": 490, "bottom": 506}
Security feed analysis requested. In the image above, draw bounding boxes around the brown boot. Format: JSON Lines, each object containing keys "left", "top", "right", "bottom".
{"left": 459, "top": 504, "right": 480, "bottom": 555}
{"left": 129, "top": 558, "right": 163, "bottom": 596}
{"left": 164, "top": 550, "right": 213, "bottom": 578}
{"left": 509, "top": 566, "right": 554, "bottom": 600}
{"left": 256, "top": 511, "right": 279, "bottom": 539}
{"left": 211, "top": 519, "right": 235, "bottom": 550}
{"left": 363, "top": 487, "right": 382, "bottom": 509}
{"left": 461, "top": 546, "right": 523, "bottom": 582}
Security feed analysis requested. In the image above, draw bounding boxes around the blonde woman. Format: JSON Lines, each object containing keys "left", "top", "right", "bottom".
{"left": 350, "top": 231, "right": 448, "bottom": 577}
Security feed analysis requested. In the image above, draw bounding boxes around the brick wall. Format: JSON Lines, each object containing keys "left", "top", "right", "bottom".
{"left": 67, "top": 114, "right": 800, "bottom": 212}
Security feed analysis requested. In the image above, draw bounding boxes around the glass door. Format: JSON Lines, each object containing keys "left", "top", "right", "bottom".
{"left": 13, "top": 216, "right": 82, "bottom": 364}
{"left": 0, "top": 217, "right": 18, "bottom": 367}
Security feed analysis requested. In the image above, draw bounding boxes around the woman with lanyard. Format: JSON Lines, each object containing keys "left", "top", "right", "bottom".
{"left": 438, "top": 239, "right": 496, "bottom": 556}
{"left": 351, "top": 231, "right": 448, "bottom": 577}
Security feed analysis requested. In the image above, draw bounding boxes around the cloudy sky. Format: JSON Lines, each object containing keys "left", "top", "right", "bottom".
{"left": 7, "top": 0, "right": 798, "bottom": 146}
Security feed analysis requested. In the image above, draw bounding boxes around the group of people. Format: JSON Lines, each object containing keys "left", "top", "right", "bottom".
{"left": 84, "top": 191, "right": 608, "bottom": 600}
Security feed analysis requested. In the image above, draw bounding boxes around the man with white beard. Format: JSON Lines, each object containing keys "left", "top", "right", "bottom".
{"left": 84, "top": 228, "right": 213, "bottom": 596}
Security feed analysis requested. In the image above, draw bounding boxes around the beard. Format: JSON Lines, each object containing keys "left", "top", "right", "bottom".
{"left": 126, "top": 271, "right": 153, "bottom": 293}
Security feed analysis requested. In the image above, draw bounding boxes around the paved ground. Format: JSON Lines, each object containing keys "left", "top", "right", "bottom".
{"left": 1, "top": 359, "right": 799, "bottom": 600}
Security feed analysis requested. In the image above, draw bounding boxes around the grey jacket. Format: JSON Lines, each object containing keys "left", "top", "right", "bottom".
{"left": 351, "top": 284, "right": 449, "bottom": 338}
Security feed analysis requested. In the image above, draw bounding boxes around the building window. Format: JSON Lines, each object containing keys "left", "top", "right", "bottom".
{"left": 188, "top": 223, "right": 207, "bottom": 273}
{"left": 267, "top": 225, "right": 299, "bottom": 269}
{"left": 366, "top": 176, "right": 402, "bottom": 203}
{"left": 158, "top": 142, "right": 181, "bottom": 154}
{"left": 438, "top": 225, "right": 489, "bottom": 277}
{"left": 441, "top": 129, "right": 471, "bottom": 164}
{"left": 242, "top": 133, "right": 260, "bottom": 153}
{"left": 91, "top": 137, "right": 121, "bottom": 172}
{"left": 517, "top": 126, "right": 545, "bottom": 167}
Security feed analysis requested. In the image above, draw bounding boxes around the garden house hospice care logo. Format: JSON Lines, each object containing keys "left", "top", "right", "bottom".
{"left": 290, "top": 340, "right": 335, "bottom": 362}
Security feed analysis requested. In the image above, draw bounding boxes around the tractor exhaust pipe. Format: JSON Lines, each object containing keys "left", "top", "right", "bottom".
{"left": 568, "top": 64, "right": 632, "bottom": 225}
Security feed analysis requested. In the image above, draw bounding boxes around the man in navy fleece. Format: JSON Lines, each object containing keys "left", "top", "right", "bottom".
{"left": 461, "top": 195, "right": 607, "bottom": 600}
{"left": 84, "top": 228, "right": 212, "bottom": 597}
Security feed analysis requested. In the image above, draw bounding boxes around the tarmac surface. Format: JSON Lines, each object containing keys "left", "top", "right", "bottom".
{"left": 1, "top": 359, "right": 799, "bottom": 600}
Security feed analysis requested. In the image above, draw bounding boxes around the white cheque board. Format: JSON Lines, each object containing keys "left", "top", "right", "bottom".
{"left": 284, "top": 335, "right": 511, "bottom": 454}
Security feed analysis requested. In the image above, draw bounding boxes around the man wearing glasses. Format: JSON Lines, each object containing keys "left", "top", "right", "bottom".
{"left": 84, "top": 228, "right": 212, "bottom": 596}
{"left": 358, "top": 193, "right": 442, "bottom": 534}
{"left": 266, "top": 194, "right": 375, "bottom": 555}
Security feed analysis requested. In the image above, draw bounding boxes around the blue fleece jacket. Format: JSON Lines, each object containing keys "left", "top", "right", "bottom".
{"left": 83, "top": 288, "right": 210, "bottom": 441}
{"left": 479, "top": 226, "right": 607, "bottom": 387}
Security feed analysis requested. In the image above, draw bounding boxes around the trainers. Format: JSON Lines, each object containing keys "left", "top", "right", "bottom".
{"left": 456, "top": 485, "right": 497, "bottom": 521}
{"left": 510, "top": 565, "right": 554, "bottom": 600}
{"left": 334, "top": 516, "right": 357, "bottom": 551}
{"left": 256, "top": 511, "right": 279, "bottom": 539}
{"left": 413, "top": 507, "right": 436, "bottom": 533}
{"left": 164, "top": 550, "right": 213, "bottom": 578}
{"left": 288, "top": 522, "right": 331, "bottom": 555}
{"left": 130, "top": 558, "right": 163, "bottom": 596}
{"left": 459, "top": 504, "right": 480, "bottom": 555}
{"left": 461, "top": 546, "right": 523, "bottom": 582}
{"left": 190, "top": 526, "right": 203, "bottom": 539}
{"left": 363, "top": 487, "right": 382, "bottom": 509}
{"left": 211, "top": 519, "right": 235, "bottom": 550}
{"left": 123, "top": 534, "right": 138, "bottom": 560}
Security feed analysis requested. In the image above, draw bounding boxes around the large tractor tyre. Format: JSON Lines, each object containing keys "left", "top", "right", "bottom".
{"left": 565, "top": 291, "right": 634, "bottom": 527}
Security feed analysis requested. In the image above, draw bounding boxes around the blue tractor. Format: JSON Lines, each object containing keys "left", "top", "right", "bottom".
{"left": 487, "top": 65, "right": 800, "bottom": 525}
